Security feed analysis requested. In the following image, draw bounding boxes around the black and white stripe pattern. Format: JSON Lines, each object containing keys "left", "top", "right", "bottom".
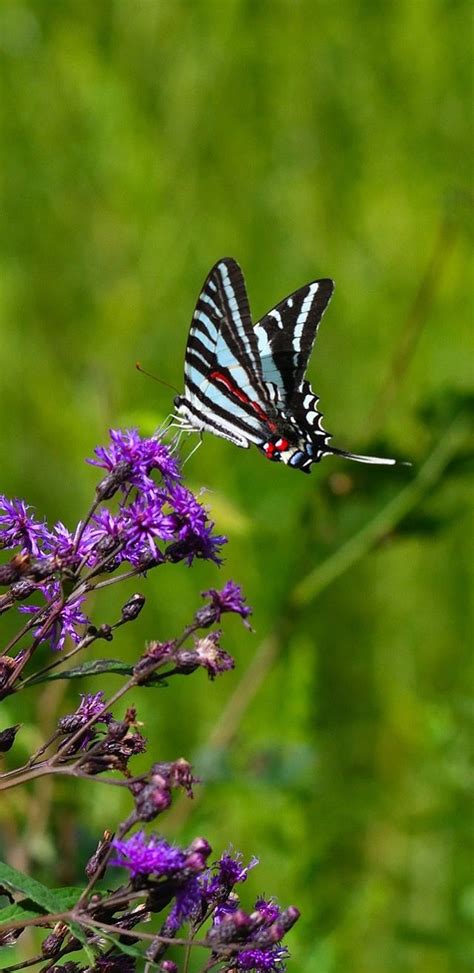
{"left": 254, "top": 278, "right": 334, "bottom": 400}
{"left": 176, "top": 259, "right": 268, "bottom": 447}
{"left": 173, "top": 258, "right": 397, "bottom": 472}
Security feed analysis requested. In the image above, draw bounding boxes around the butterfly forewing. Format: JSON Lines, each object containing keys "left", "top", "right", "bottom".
{"left": 180, "top": 259, "right": 271, "bottom": 447}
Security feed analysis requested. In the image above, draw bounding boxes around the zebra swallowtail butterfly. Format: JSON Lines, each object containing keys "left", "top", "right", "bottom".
{"left": 174, "top": 258, "right": 396, "bottom": 473}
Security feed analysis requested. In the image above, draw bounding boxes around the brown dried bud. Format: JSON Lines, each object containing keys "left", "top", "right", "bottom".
{"left": 41, "top": 926, "right": 66, "bottom": 957}
{"left": 0, "top": 724, "right": 21, "bottom": 753}
{"left": 0, "top": 553, "right": 30, "bottom": 586}
{"left": 174, "top": 649, "right": 199, "bottom": 674}
{"left": 0, "top": 655, "right": 17, "bottom": 693}
{"left": 85, "top": 830, "right": 113, "bottom": 879}
{"left": 11, "top": 579, "right": 38, "bottom": 600}
{"left": 121, "top": 592, "right": 146, "bottom": 623}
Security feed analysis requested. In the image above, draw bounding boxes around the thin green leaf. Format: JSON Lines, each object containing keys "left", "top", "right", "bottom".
{"left": 49, "top": 886, "right": 85, "bottom": 909}
{"left": 0, "top": 861, "right": 66, "bottom": 913}
{"left": 0, "top": 887, "right": 83, "bottom": 926}
{"left": 27, "top": 658, "right": 134, "bottom": 686}
{"left": 0, "top": 899, "right": 46, "bottom": 924}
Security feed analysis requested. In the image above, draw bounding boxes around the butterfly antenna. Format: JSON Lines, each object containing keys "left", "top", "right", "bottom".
{"left": 136, "top": 361, "right": 180, "bottom": 395}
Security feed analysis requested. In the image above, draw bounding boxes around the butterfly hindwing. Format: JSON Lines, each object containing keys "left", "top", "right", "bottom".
{"left": 254, "top": 278, "right": 334, "bottom": 401}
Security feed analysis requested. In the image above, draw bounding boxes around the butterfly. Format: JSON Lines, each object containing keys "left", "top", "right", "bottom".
{"left": 173, "top": 258, "right": 396, "bottom": 473}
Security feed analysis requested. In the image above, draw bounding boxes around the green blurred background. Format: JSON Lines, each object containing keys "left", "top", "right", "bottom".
{"left": 0, "top": 1, "right": 472, "bottom": 970}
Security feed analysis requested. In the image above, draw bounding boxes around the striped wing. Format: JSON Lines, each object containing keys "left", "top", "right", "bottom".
{"left": 180, "top": 259, "right": 272, "bottom": 448}
{"left": 177, "top": 260, "right": 397, "bottom": 470}
{"left": 254, "top": 278, "right": 334, "bottom": 401}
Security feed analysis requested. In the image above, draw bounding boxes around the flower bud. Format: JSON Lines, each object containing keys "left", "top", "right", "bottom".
{"left": 41, "top": 929, "right": 65, "bottom": 957}
{"left": 187, "top": 836, "right": 211, "bottom": 857}
{"left": 174, "top": 649, "right": 200, "bottom": 674}
{"left": 134, "top": 781, "right": 172, "bottom": 821}
{"left": 121, "top": 593, "right": 146, "bottom": 623}
{"left": 28, "top": 557, "right": 57, "bottom": 581}
{"left": 0, "top": 554, "right": 29, "bottom": 586}
{"left": 0, "top": 593, "right": 14, "bottom": 615}
{"left": 0, "top": 724, "right": 21, "bottom": 753}
{"left": 95, "top": 460, "right": 133, "bottom": 500}
{"left": 206, "top": 909, "right": 252, "bottom": 945}
{"left": 85, "top": 830, "right": 113, "bottom": 879}
{"left": 0, "top": 655, "right": 17, "bottom": 694}
{"left": 10, "top": 579, "right": 38, "bottom": 600}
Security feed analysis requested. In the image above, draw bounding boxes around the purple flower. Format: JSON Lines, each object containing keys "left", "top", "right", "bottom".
{"left": 254, "top": 898, "right": 281, "bottom": 924}
{"left": 207, "top": 893, "right": 297, "bottom": 970}
{"left": 121, "top": 496, "right": 176, "bottom": 556}
{"left": 164, "top": 484, "right": 226, "bottom": 563}
{"left": 60, "top": 691, "right": 112, "bottom": 727}
{"left": 202, "top": 851, "right": 259, "bottom": 902}
{"left": 183, "top": 526, "right": 227, "bottom": 566}
{"left": 166, "top": 525, "right": 227, "bottom": 567}
{"left": 88, "top": 429, "right": 180, "bottom": 489}
{"left": 213, "top": 896, "right": 240, "bottom": 926}
{"left": 168, "top": 484, "right": 208, "bottom": 537}
{"left": 92, "top": 492, "right": 188, "bottom": 568}
{"left": 217, "top": 851, "right": 259, "bottom": 887}
{"left": 76, "top": 691, "right": 111, "bottom": 723}
{"left": 20, "top": 587, "right": 89, "bottom": 651}
{"left": 168, "top": 875, "right": 202, "bottom": 931}
{"left": 235, "top": 945, "right": 289, "bottom": 971}
{"left": 58, "top": 691, "right": 113, "bottom": 741}
{"left": 198, "top": 581, "right": 252, "bottom": 628}
{"left": 110, "top": 831, "right": 187, "bottom": 878}
{"left": 0, "top": 497, "right": 48, "bottom": 555}
{"left": 90, "top": 508, "right": 125, "bottom": 553}
{"left": 194, "top": 631, "right": 235, "bottom": 680}
{"left": 43, "top": 520, "right": 97, "bottom": 567}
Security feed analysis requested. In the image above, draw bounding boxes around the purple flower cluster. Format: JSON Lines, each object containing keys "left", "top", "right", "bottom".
{"left": 0, "top": 431, "right": 227, "bottom": 651}
{"left": 58, "top": 691, "right": 112, "bottom": 738}
{"left": 20, "top": 589, "right": 89, "bottom": 652}
{"left": 88, "top": 428, "right": 180, "bottom": 488}
{"left": 89, "top": 431, "right": 226, "bottom": 568}
{"left": 111, "top": 831, "right": 188, "bottom": 878}
{"left": 109, "top": 836, "right": 298, "bottom": 969}
{"left": 206, "top": 849, "right": 259, "bottom": 893}
{"left": 196, "top": 579, "right": 253, "bottom": 628}
{"left": 0, "top": 498, "right": 46, "bottom": 555}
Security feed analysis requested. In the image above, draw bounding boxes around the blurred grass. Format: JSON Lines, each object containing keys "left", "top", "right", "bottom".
{"left": 0, "top": 1, "right": 472, "bottom": 971}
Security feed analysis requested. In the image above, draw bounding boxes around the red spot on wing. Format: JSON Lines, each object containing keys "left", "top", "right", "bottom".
{"left": 210, "top": 370, "right": 277, "bottom": 431}
{"left": 210, "top": 370, "right": 251, "bottom": 406}
{"left": 251, "top": 400, "right": 272, "bottom": 426}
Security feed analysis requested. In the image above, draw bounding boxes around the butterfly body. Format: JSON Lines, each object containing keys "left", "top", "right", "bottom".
{"left": 174, "top": 258, "right": 396, "bottom": 471}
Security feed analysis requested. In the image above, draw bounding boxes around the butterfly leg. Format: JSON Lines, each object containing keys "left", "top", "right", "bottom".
{"left": 182, "top": 433, "right": 203, "bottom": 467}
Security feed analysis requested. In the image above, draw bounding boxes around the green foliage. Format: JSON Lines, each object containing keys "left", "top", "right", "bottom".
{"left": 0, "top": 860, "right": 80, "bottom": 913}
{"left": 26, "top": 657, "right": 135, "bottom": 685}
{"left": 0, "top": 1, "right": 472, "bottom": 971}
